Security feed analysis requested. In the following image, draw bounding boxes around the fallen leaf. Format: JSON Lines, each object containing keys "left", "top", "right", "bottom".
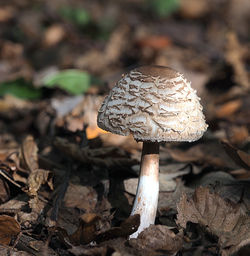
{"left": 0, "top": 6, "right": 15, "bottom": 22}
{"left": 0, "top": 40, "right": 23, "bottom": 59}
{"left": 136, "top": 35, "right": 171, "bottom": 50}
{"left": 0, "top": 177, "right": 10, "bottom": 203}
{"left": 18, "top": 197, "right": 47, "bottom": 228}
{"left": 69, "top": 245, "right": 108, "bottom": 256}
{"left": 43, "top": 24, "right": 65, "bottom": 47}
{"left": 168, "top": 143, "right": 230, "bottom": 167}
{"left": 0, "top": 95, "right": 31, "bottom": 113}
{"left": 158, "top": 180, "right": 193, "bottom": 211}
{"left": 227, "top": 125, "right": 249, "bottom": 145}
{"left": 222, "top": 140, "right": 250, "bottom": 170}
{"left": 215, "top": 99, "right": 242, "bottom": 118}
{"left": 0, "top": 215, "right": 20, "bottom": 245}
{"left": 0, "top": 245, "right": 31, "bottom": 256}
{"left": 69, "top": 213, "right": 101, "bottom": 245}
{"left": 15, "top": 233, "right": 57, "bottom": 256}
{"left": 43, "top": 69, "right": 90, "bottom": 95}
{"left": 225, "top": 32, "right": 249, "bottom": 90}
{"left": 27, "top": 169, "right": 51, "bottom": 196}
{"left": 176, "top": 187, "right": 250, "bottom": 256}
{"left": 179, "top": 0, "right": 209, "bottom": 18}
{"left": 129, "top": 225, "right": 183, "bottom": 256}
{"left": 64, "top": 183, "right": 97, "bottom": 212}
{"left": 95, "top": 214, "right": 140, "bottom": 243}
{"left": 54, "top": 137, "right": 137, "bottom": 167}
{"left": 20, "top": 135, "right": 38, "bottom": 172}
{"left": 0, "top": 194, "right": 27, "bottom": 213}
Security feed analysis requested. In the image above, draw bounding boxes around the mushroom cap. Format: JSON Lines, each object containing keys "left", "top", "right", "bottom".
{"left": 97, "top": 66, "right": 208, "bottom": 142}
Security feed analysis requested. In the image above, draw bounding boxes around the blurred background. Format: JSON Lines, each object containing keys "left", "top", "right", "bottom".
{"left": 0, "top": 0, "right": 249, "bottom": 141}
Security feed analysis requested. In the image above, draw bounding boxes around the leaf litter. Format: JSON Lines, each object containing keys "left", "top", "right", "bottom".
{"left": 0, "top": 0, "right": 250, "bottom": 255}
{"left": 177, "top": 187, "right": 250, "bottom": 256}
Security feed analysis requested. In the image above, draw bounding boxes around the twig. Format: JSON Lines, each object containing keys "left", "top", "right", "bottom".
{"left": 0, "top": 169, "right": 22, "bottom": 189}
{"left": 49, "top": 164, "right": 71, "bottom": 225}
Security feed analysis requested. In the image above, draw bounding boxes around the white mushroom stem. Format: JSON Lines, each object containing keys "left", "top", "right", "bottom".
{"left": 130, "top": 142, "right": 159, "bottom": 238}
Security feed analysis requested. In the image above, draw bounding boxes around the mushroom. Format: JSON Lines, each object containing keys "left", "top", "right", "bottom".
{"left": 97, "top": 65, "right": 208, "bottom": 238}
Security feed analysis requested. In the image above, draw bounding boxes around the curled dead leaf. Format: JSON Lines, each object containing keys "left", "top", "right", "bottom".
{"left": 68, "top": 214, "right": 139, "bottom": 246}
{"left": 64, "top": 183, "right": 97, "bottom": 212}
{"left": 129, "top": 225, "right": 183, "bottom": 256}
{"left": 95, "top": 214, "right": 140, "bottom": 243}
{"left": 222, "top": 140, "right": 250, "bottom": 170}
{"left": 27, "top": 169, "right": 51, "bottom": 196}
{"left": 168, "top": 143, "right": 229, "bottom": 167}
{"left": 215, "top": 99, "right": 242, "bottom": 118}
{"left": 176, "top": 187, "right": 250, "bottom": 256}
{"left": 20, "top": 135, "right": 38, "bottom": 172}
{"left": 0, "top": 215, "right": 20, "bottom": 245}
{"left": 54, "top": 137, "right": 137, "bottom": 167}
{"left": 70, "top": 213, "right": 101, "bottom": 245}
{"left": 43, "top": 24, "right": 65, "bottom": 47}
{"left": 136, "top": 35, "right": 171, "bottom": 50}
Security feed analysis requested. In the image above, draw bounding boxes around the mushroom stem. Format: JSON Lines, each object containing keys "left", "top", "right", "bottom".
{"left": 130, "top": 142, "right": 159, "bottom": 238}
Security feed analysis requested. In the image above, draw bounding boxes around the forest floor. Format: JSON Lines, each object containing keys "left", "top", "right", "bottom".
{"left": 0, "top": 0, "right": 250, "bottom": 255}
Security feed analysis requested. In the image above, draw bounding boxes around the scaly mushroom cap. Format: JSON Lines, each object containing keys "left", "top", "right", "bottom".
{"left": 97, "top": 66, "right": 208, "bottom": 142}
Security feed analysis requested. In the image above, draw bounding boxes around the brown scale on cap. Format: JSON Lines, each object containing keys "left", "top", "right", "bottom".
{"left": 97, "top": 65, "right": 208, "bottom": 143}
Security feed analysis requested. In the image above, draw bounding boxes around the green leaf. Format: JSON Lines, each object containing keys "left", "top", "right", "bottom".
{"left": 0, "top": 80, "right": 42, "bottom": 99}
{"left": 43, "top": 70, "right": 91, "bottom": 95}
{"left": 59, "top": 7, "right": 90, "bottom": 26}
{"left": 148, "top": 0, "right": 179, "bottom": 17}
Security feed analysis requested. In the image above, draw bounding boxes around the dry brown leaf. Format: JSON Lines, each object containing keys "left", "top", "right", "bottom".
{"left": 129, "top": 225, "right": 183, "bottom": 256}
{"left": 104, "top": 25, "right": 130, "bottom": 63}
{"left": 54, "top": 137, "right": 137, "bottom": 167}
{"left": 227, "top": 125, "right": 249, "bottom": 145}
{"left": 43, "top": 24, "right": 65, "bottom": 47}
{"left": 0, "top": 215, "right": 20, "bottom": 245}
{"left": 0, "top": 194, "right": 27, "bottom": 213}
{"left": 136, "top": 35, "right": 171, "bottom": 50}
{"left": 75, "top": 26, "right": 129, "bottom": 72}
{"left": 27, "top": 169, "right": 51, "bottom": 196}
{"left": 68, "top": 245, "right": 108, "bottom": 256}
{"left": 69, "top": 213, "right": 101, "bottom": 245}
{"left": 0, "top": 6, "right": 15, "bottom": 22}
{"left": 66, "top": 214, "right": 139, "bottom": 246}
{"left": 15, "top": 233, "right": 57, "bottom": 256}
{"left": 0, "top": 95, "right": 31, "bottom": 113}
{"left": 238, "top": 151, "right": 250, "bottom": 167}
{"left": 20, "top": 135, "right": 38, "bottom": 172}
{"left": 179, "top": 0, "right": 209, "bottom": 18}
{"left": 95, "top": 214, "right": 140, "bottom": 243}
{"left": 18, "top": 136, "right": 52, "bottom": 198}
{"left": 176, "top": 187, "right": 250, "bottom": 256}
{"left": 227, "top": 0, "right": 250, "bottom": 37}
{"left": 158, "top": 180, "right": 193, "bottom": 211}
{"left": 0, "top": 178, "right": 10, "bottom": 203}
{"left": 18, "top": 197, "right": 47, "bottom": 228}
{"left": 64, "top": 183, "right": 97, "bottom": 212}
{"left": 0, "top": 245, "right": 31, "bottom": 256}
{"left": 225, "top": 32, "right": 249, "bottom": 90}
{"left": 215, "top": 99, "right": 242, "bottom": 118}
{"left": 222, "top": 140, "right": 250, "bottom": 170}
{"left": 168, "top": 143, "right": 232, "bottom": 168}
